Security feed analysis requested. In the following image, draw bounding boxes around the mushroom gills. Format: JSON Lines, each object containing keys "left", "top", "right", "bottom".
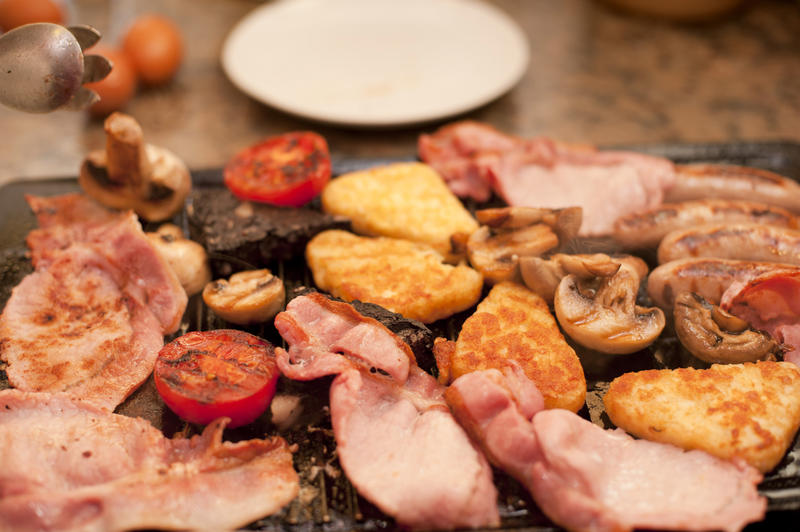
{"left": 554, "top": 263, "right": 665, "bottom": 355}
{"left": 466, "top": 206, "right": 582, "bottom": 285}
{"left": 520, "top": 253, "right": 648, "bottom": 305}
{"left": 476, "top": 205, "right": 582, "bottom": 240}
{"left": 672, "top": 292, "right": 780, "bottom": 364}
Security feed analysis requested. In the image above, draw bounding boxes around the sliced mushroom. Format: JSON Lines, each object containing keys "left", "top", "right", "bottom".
{"left": 554, "top": 263, "right": 665, "bottom": 354}
{"left": 476, "top": 206, "right": 582, "bottom": 243}
{"left": 520, "top": 253, "right": 648, "bottom": 304}
{"left": 203, "top": 269, "right": 285, "bottom": 325}
{"left": 79, "top": 112, "right": 191, "bottom": 222}
{"left": 673, "top": 292, "right": 779, "bottom": 364}
{"left": 468, "top": 224, "right": 559, "bottom": 283}
{"left": 146, "top": 224, "right": 211, "bottom": 296}
{"left": 466, "top": 206, "right": 582, "bottom": 284}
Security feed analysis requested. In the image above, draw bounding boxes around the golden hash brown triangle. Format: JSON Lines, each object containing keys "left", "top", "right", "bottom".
{"left": 451, "top": 282, "right": 586, "bottom": 412}
{"left": 306, "top": 230, "right": 483, "bottom": 324}
{"left": 603, "top": 361, "right": 800, "bottom": 473}
{"left": 321, "top": 162, "right": 478, "bottom": 262}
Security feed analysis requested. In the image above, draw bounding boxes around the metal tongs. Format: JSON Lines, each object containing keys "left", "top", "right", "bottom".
{"left": 0, "top": 23, "right": 112, "bottom": 113}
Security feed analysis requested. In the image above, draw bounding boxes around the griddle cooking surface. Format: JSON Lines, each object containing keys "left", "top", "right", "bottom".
{"left": 2, "top": 141, "right": 800, "bottom": 531}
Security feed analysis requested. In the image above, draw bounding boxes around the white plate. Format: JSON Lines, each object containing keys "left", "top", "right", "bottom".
{"left": 221, "top": 0, "right": 529, "bottom": 127}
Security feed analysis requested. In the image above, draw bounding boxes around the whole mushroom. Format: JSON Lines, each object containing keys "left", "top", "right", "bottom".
{"left": 79, "top": 112, "right": 191, "bottom": 222}
{"left": 554, "top": 263, "right": 665, "bottom": 354}
{"left": 673, "top": 292, "right": 779, "bottom": 364}
{"left": 146, "top": 224, "right": 211, "bottom": 296}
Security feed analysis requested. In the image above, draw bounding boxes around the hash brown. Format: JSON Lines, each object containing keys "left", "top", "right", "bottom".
{"left": 448, "top": 282, "right": 586, "bottom": 412}
{"left": 305, "top": 230, "right": 483, "bottom": 324}
{"left": 320, "top": 162, "right": 479, "bottom": 262}
{"left": 603, "top": 361, "right": 800, "bottom": 473}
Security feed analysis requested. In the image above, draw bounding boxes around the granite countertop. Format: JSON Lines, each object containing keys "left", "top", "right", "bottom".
{"left": 2, "top": 0, "right": 799, "bottom": 186}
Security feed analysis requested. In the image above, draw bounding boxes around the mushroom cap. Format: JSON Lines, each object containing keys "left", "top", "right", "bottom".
{"left": 79, "top": 149, "right": 136, "bottom": 211}
{"left": 518, "top": 255, "right": 565, "bottom": 303}
{"left": 673, "top": 292, "right": 779, "bottom": 364}
{"left": 203, "top": 269, "right": 286, "bottom": 325}
{"left": 146, "top": 224, "right": 211, "bottom": 296}
{"left": 520, "top": 253, "right": 649, "bottom": 305}
{"left": 554, "top": 264, "right": 665, "bottom": 354}
{"left": 136, "top": 144, "right": 192, "bottom": 221}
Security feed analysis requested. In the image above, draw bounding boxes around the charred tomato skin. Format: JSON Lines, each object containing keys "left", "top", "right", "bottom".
{"left": 223, "top": 131, "right": 332, "bottom": 207}
{"left": 154, "top": 329, "right": 279, "bottom": 428}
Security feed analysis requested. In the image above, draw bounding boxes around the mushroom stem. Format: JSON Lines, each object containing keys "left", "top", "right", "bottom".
{"left": 105, "top": 112, "right": 149, "bottom": 188}
{"left": 710, "top": 306, "right": 750, "bottom": 333}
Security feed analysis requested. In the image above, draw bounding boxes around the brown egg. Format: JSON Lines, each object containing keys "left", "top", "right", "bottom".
{"left": 0, "top": 0, "right": 63, "bottom": 31}
{"left": 122, "top": 14, "right": 184, "bottom": 86}
{"left": 85, "top": 46, "right": 138, "bottom": 117}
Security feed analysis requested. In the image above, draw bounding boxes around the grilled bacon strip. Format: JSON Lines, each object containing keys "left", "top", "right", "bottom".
{"left": 0, "top": 194, "right": 187, "bottom": 411}
{"left": 722, "top": 270, "right": 800, "bottom": 366}
{"left": 0, "top": 389, "right": 299, "bottom": 532}
{"left": 274, "top": 293, "right": 500, "bottom": 530}
{"left": 446, "top": 369, "right": 766, "bottom": 532}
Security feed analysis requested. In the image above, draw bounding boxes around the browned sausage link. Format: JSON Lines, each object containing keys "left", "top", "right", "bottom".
{"left": 646, "top": 258, "right": 800, "bottom": 311}
{"left": 664, "top": 164, "right": 800, "bottom": 214}
{"left": 612, "top": 198, "right": 798, "bottom": 250}
{"left": 657, "top": 223, "right": 800, "bottom": 265}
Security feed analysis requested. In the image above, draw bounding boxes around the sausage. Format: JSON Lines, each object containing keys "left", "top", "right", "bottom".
{"left": 657, "top": 223, "right": 800, "bottom": 265}
{"left": 664, "top": 164, "right": 800, "bottom": 213}
{"left": 646, "top": 257, "right": 800, "bottom": 311}
{"left": 612, "top": 198, "right": 798, "bottom": 250}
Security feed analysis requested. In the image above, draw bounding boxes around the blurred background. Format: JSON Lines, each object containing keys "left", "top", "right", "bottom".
{"left": 1, "top": 0, "right": 799, "bottom": 186}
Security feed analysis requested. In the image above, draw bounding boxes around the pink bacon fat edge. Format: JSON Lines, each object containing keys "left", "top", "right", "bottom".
{"left": 417, "top": 120, "right": 676, "bottom": 237}
{"left": 722, "top": 269, "right": 800, "bottom": 366}
{"left": 25, "top": 193, "right": 186, "bottom": 333}
{"left": 0, "top": 389, "right": 299, "bottom": 532}
{"left": 446, "top": 368, "right": 766, "bottom": 532}
{"left": 274, "top": 292, "right": 500, "bottom": 530}
{"left": 0, "top": 194, "right": 187, "bottom": 410}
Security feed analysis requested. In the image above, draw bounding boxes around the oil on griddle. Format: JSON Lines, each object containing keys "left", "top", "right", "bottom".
{"left": 3, "top": 144, "right": 800, "bottom": 531}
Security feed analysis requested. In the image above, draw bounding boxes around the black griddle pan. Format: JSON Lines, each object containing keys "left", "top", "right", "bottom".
{"left": 2, "top": 141, "right": 800, "bottom": 530}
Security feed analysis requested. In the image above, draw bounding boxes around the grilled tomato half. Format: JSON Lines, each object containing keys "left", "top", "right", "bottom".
{"left": 223, "top": 131, "right": 332, "bottom": 207}
{"left": 154, "top": 329, "right": 279, "bottom": 427}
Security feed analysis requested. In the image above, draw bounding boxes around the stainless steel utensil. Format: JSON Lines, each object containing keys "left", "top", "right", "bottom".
{"left": 0, "top": 23, "right": 111, "bottom": 113}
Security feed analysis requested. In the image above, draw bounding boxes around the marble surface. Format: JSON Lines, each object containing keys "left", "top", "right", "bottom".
{"left": 2, "top": 0, "right": 800, "bottom": 187}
